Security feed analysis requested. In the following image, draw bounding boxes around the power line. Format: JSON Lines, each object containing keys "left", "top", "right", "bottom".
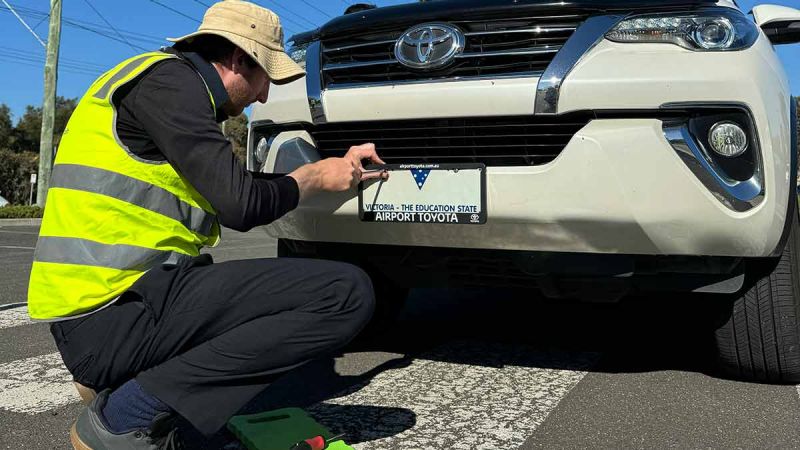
{"left": 61, "top": 18, "right": 163, "bottom": 46}
{"left": 0, "top": 51, "right": 101, "bottom": 74}
{"left": 32, "top": 0, "right": 57, "bottom": 31}
{"left": 0, "top": 5, "right": 166, "bottom": 45}
{"left": 190, "top": 0, "right": 211, "bottom": 8}
{"left": 268, "top": 13, "right": 309, "bottom": 35}
{"left": 0, "top": 54, "right": 98, "bottom": 76}
{"left": 147, "top": 0, "right": 201, "bottom": 23}
{"left": 62, "top": 19, "right": 150, "bottom": 51}
{"left": 294, "top": 0, "right": 332, "bottom": 19}
{"left": 0, "top": 46, "right": 106, "bottom": 71}
{"left": 261, "top": 0, "right": 317, "bottom": 29}
{"left": 0, "top": 0, "right": 46, "bottom": 47}
{"left": 32, "top": 13, "right": 48, "bottom": 30}
{"left": 82, "top": 0, "right": 139, "bottom": 52}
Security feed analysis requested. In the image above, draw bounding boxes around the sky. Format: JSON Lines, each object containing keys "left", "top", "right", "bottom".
{"left": 0, "top": 0, "right": 798, "bottom": 122}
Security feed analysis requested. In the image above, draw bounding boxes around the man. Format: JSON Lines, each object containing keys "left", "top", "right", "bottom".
{"left": 27, "top": 1, "right": 387, "bottom": 448}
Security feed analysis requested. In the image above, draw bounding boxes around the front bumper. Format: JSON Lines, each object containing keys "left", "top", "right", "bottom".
{"left": 262, "top": 115, "right": 792, "bottom": 257}
{"left": 251, "top": 36, "right": 794, "bottom": 258}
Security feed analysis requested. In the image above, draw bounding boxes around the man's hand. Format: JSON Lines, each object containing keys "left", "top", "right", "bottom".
{"left": 288, "top": 143, "right": 389, "bottom": 201}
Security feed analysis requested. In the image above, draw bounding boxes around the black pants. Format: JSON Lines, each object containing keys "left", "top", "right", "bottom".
{"left": 50, "top": 255, "right": 375, "bottom": 436}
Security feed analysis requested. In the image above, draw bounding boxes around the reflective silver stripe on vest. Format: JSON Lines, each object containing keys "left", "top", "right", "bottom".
{"left": 50, "top": 164, "right": 216, "bottom": 236}
{"left": 93, "top": 55, "right": 154, "bottom": 100}
{"left": 34, "top": 236, "right": 174, "bottom": 271}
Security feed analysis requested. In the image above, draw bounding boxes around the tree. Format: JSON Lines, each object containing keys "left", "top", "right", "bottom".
{"left": 0, "top": 149, "right": 38, "bottom": 204}
{"left": 12, "top": 96, "right": 78, "bottom": 153}
{"left": 223, "top": 114, "right": 249, "bottom": 163}
{"left": 0, "top": 104, "right": 12, "bottom": 149}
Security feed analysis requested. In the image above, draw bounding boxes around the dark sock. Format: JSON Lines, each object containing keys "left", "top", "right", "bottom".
{"left": 100, "top": 379, "right": 171, "bottom": 434}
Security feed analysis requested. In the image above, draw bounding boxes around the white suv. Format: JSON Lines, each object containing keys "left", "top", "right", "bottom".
{"left": 248, "top": 1, "right": 800, "bottom": 382}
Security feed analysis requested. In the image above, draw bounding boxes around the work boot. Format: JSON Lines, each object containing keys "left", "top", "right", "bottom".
{"left": 70, "top": 389, "right": 182, "bottom": 450}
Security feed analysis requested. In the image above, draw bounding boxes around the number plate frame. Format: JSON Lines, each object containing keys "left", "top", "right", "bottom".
{"left": 358, "top": 163, "right": 487, "bottom": 225}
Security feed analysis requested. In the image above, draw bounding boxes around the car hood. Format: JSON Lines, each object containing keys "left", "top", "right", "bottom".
{"left": 320, "top": 0, "right": 723, "bottom": 39}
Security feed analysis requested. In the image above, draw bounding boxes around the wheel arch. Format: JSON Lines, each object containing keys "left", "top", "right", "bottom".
{"left": 768, "top": 97, "right": 798, "bottom": 257}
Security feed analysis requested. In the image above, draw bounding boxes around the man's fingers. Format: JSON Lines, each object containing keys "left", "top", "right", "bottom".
{"left": 370, "top": 154, "right": 387, "bottom": 165}
{"left": 361, "top": 169, "right": 389, "bottom": 181}
{"left": 349, "top": 142, "right": 375, "bottom": 154}
{"left": 349, "top": 143, "right": 386, "bottom": 165}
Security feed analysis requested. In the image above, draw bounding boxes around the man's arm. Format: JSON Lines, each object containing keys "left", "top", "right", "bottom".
{"left": 132, "top": 61, "right": 388, "bottom": 230}
{"left": 131, "top": 62, "right": 299, "bottom": 231}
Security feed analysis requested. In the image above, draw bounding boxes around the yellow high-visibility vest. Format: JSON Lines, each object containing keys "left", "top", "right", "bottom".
{"left": 28, "top": 52, "right": 221, "bottom": 320}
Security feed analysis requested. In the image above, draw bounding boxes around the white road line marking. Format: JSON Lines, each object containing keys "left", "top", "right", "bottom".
{"left": 308, "top": 341, "right": 599, "bottom": 449}
{"left": 0, "top": 245, "right": 35, "bottom": 249}
{"left": 0, "top": 230, "right": 39, "bottom": 235}
{"left": 0, "top": 352, "right": 79, "bottom": 414}
{"left": 0, "top": 305, "right": 32, "bottom": 330}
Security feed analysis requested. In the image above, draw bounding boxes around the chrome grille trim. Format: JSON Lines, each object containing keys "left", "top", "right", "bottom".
{"left": 455, "top": 46, "right": 562, "bottom": 58}
{"left": 321, "top": 15, "right": 586, "bottom": 88}
{"left": 323, "top": 46, "right": 563, "bottom": 71}
{"left": 534, "top": 14, "right": 625, "bottom": 115}
{"left": 324, "top": 59, "right": 397, "bottom": 71}
{"left": 324, "top": 72, "right": 543, "bottom": 90}
{"left": 463, "top": 27, "right": 578, "bottom": 36}
{"left": 323, "top": 39, "right": 397, "bottom": 53}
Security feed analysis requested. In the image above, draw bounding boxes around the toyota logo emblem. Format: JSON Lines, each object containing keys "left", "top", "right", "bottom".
{"left": 394, "top": 23, "right": 465, "bottom": 70}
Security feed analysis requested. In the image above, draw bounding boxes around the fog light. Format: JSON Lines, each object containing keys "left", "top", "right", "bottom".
{"left": 708, "top": 121, "right": 748, "bottom": 157}
{"left": 255, "top": 137, "right": 270, "bottom": 164}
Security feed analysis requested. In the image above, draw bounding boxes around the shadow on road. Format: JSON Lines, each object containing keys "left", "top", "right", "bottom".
{"left": 361, "top": 287, "right": 727, "bottom": 376}
{"left": 171, "top": 287, "right": 733, "bottom": 448}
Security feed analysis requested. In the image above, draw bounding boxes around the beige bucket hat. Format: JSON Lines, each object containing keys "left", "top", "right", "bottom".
{"left": 168, "top": 0, "right": 305, "bottom": 84}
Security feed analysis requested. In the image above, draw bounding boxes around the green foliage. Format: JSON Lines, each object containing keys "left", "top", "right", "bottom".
{"left": 223, "top": 114, "right": 249, "bottom": 164}
{"left": 11, "top": 96, "right": 78, "bottom": 153}
{"left": 0, "top": 104, "right": 12, "bottom": 149}
{"left": 0, "top": 205, "right": 43, "bottom": 219}
{"left": 0, "top": 149, "right": 38, "bottom": 205}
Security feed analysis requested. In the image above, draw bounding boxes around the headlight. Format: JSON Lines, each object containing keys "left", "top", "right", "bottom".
{"left": 287, "top": 41, "right": 311, "bottom": 69}
{"left": 255, "top": 137, "right": 271, "bottom": 164}
{"left": 606, "top": 9, "right": 758, "bottom": 51}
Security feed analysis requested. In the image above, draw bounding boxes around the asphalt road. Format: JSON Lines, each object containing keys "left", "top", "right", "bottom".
{"left": 2, "top": 224, "right": 800, "bottom": 449}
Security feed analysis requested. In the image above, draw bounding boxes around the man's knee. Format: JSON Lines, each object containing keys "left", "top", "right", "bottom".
{"left": 338, "top": 263, "right": 376, "bottom": 326}
{"left": 319, "top": 262, "right": 375, "bottom": 342}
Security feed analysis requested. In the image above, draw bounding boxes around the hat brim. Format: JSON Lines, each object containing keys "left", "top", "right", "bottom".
{"left": 168, "top": 30, "right": 305, "bottom": 85}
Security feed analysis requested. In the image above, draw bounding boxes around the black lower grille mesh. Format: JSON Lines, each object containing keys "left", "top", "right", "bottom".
{"left": 309, "top": 113, "right": 593, "bottom": 166}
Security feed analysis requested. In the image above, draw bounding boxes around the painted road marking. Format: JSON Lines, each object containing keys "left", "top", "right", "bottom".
{"left": 308, "top": 341, "right": 599, "bottom": 449}
{"left": 0, "top": 305, "right": 32, "bottom": 330}
{"left": 0, "top": 352, "right": 79, "bottom": 414}
{"left": 0, "top": 230, "right": 39, "bottom": 235}
{"left": 0, "top": 245, "right": 35, "bottom": 250}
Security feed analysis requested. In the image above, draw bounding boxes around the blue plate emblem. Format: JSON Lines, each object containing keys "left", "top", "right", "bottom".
{"left": 411, "top": 169, "right": 431, "bottom": 190}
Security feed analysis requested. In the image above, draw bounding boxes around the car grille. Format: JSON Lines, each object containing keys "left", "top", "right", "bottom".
{"left": 321, "top": 14, "right": 587, "bottom": 88}
{"left": 309, "top": 113, "right": 593, "bottom": 167}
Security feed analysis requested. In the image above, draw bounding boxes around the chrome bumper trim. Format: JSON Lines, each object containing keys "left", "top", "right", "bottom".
{"left": 663, "top": 124, "right": 764, "bottom": 212}
{"left": 534, "top": 14, "right": 624, "bottom": 115}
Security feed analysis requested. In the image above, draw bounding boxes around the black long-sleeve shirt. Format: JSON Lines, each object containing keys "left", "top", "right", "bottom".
{"left": 113, "top": 49, "right": 299, "bottom": 232}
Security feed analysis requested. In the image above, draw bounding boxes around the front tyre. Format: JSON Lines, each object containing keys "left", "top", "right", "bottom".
{"left": 714, "top": 210, "right": 800, "bottom": 383}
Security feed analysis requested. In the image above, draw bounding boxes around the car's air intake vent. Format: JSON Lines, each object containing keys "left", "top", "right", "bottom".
{"left": 309, "top": 113, "right": 593, "bottom": 167}
{"left": 321, "top": 15, "right": 586, "bottom": 88}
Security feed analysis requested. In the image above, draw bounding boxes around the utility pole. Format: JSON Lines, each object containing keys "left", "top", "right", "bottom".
{"left": 37, "top": 0, "right": 62, "bottom": 208}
